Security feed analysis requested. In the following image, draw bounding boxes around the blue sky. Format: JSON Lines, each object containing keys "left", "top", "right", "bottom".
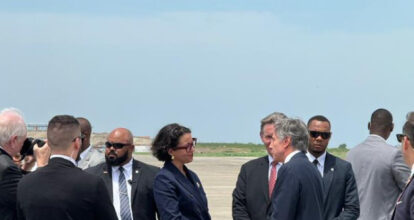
{"left": 1, "top": 1, "right": 413, "bottom": 148}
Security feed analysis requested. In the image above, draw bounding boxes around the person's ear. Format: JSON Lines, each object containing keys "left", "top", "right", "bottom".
{"left": 283, "top": 137, "right": 291, "bottom": 149}
{"left": 368, "top": 122, "right": 371, "bottom": 130}
{"left": 390, "top": 123, "right": 394, "bottom": 133}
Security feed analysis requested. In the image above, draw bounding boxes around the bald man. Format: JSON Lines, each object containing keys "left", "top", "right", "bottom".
{"left": 86, "top": 128, "right": 159, "bottom": 220}
{"left": 76, "top": 117, "right": 105, "bottom": 169}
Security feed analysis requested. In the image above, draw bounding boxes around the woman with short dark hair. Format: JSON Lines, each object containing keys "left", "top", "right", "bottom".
{"left": 151, "top": 123, "right": 211, "bottom": 220}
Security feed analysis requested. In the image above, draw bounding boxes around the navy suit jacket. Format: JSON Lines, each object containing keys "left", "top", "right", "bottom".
{"left": 153, "top": 161, "right": 210, "bottom": 220}
{"left": 392, "top": 175, "right": 414, "bottom": 220}
{"left": 323, "top": 152, "right": 359, "bottom": 220}
{"left": 270, "top": 152, "right": 324, "bottom": 220}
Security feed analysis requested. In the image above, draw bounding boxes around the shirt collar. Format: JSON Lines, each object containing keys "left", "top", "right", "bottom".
{"left": 306, "top": 151, "right": 327, "bottom": 167}
{"left": 112, "top": 158, "right": 133, "bottom": 174}
{"left": 369, "top": 134, "right": 387, "bottom": 142}
{"left": 50, "top": 154, "right": 77, "bottom": 166}
{"left": 79, "top": 145, "right": 92, "bottom": 160}
{"left": 411, "top": 164, "right": 414, "bottom": 177}
{"left": 268, "top": 154, "right": 282, "bottom": 167}
{"left": 284, "top": 150, "right": 300, "bottom": 163}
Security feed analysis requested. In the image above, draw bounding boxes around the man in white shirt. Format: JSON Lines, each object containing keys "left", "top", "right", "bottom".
{"left": 86, "top": 128, "right": 159, "bottom": 220}
{"left": 76, "top": 117, "right": 104, "bottom": 169}
{"left": 306, "top": 115, "right": 359, "bottom": 220}
{"left": 268, "top": 118, "right": 324, "bottom": 220}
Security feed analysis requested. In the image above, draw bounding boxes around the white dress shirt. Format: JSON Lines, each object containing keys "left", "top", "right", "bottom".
{"left": 79, "top": 145, "right": 91, "bottom": 160}
{"left": 306, "top": 151, "right": 326, "bottom": 177}
{"left": 111, "top": 159, "right": 134, "bottom": 220}
{"left": 267, "top": 155, "right": 282, "bottom": 180}
{"left": 284, "top": 150, "right": 300, "bottom": 163}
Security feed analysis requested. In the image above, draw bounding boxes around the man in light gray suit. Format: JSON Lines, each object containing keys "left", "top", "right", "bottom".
{"left": 76, "top": 117, "right": 105, "bottom": 169}
{"left": 347, "top": 108, "right": 410, "bottom": 220}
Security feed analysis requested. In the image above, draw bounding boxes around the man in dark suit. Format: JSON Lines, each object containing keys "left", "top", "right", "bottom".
{"left": 306, "top": 115, "right": 359, "bottom": 220}
{"left": 269, "top": 118, "right": 324, "bottom": 220}
{"left": 232, "top": 112, "right": 287, "bottom": 220}
{"left": 17, "top": 115, "right": 117, "bottom": 220}
{"left": 0, "top": 108, "right": 49, "bottom": 220}
{"left": 392, "top": 120, "right": 414, "bottom": 219}
{"left": 86, "top": 128, "right": 159, "bottom": 220}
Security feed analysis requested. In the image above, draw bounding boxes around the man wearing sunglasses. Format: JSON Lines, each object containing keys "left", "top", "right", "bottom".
{"left": 76, "top": 117, "right": 105, "bottom": 169}
{"left": 392, "top": 120, "right": 414, "bottom": 219}
{"left": 86, "top": 128, "right": 159, "bottom": 220}
{"left": 306, "top": 115, "right": 359, "bottom": 220}
{"left": 347, "top": 108, "right": 410, "bottom": 220}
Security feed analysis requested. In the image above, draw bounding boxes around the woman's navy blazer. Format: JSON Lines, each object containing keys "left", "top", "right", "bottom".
{"left": 153, "top": 161, "right": 211, "bottom": 220}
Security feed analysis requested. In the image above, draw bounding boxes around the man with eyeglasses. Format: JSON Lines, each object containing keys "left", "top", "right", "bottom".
{"left": 392, "top": 120, "right": 414, "bottom": 219}
{"left": 86, "top": 128, "right": 159, "bottom": 220}
{"left": 17, "top": 115, "right": 117, "bottom": 220}
{"left": 76, "top": 117, "right": 105, "bottom": 169}
{"left": 347, "top": 108, "right": 410, "bottom": 220}
{"left": 232, "top": 112, "right": 286, "bottom": 220}
{"left": 306, "top": 115, "right": 359, "bottom": 220}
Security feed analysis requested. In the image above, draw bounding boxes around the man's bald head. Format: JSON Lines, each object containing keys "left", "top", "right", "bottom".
{"left": 108, "top": 128, "right": 134, "bottom": 144}
{"left": 369, "top": 108, "right": 394, "bottom": 139}
{"left": 76, "top": 117, "right": 91, "bottom": 152}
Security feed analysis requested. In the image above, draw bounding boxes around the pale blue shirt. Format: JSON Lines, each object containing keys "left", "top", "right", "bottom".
{"left": 306, "top": 151, "right": 326, "bottom": 177}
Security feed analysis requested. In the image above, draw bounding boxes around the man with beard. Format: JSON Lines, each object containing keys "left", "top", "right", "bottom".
{"left": 86, "top": 128, "right": 159, "bottom": 220}
{"left": 306, "top": 115, "right": 359, "bottom": 220}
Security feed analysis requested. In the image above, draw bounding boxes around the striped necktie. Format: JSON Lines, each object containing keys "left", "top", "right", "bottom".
{"left": 119, "top": 166, "right": 132, "bottom": 220}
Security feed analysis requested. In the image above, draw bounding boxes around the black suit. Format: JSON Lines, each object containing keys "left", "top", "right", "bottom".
{"left": 86, "top": 159, "right": 159, "bottom": 220}
{"left": 17, "top": 157, "right": 117, "bottom": 220}
{"left": 322, "top": 153, "right": 359, "bottom": 220}
{"left": 0, "top": 148, "right": 22, "bottom": 220}
{"left": 232, "top": 156, "right": 271, "bottom": 220}
{"left": 392, "top": 175, "right": 414, "bottom": 220}
{"left": 269, "top": 152, "right": 324, "bottom": 220}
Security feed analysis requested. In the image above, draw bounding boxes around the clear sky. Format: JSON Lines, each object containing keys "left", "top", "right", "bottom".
{"left": 1, "top": 1, "right": 413, "bottom": 148}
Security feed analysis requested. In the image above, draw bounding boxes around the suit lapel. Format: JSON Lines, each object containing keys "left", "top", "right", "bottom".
{"left": 323, "top": 153, "right": 335, "bottom": 201}
{"left": 259, "top": 156, "right": 271, "bottom": 203}
{"left": 130, "top": 160, "right": 142, "bottom": 205}
{"left": 102, "top": 163, "right": 114, "bottom": 201}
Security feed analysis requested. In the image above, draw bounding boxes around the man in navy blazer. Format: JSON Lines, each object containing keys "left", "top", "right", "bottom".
{"left": 268, "top": 117, "right": 324, "bottom": 220}
{"left": 392, "top": 120, "right": 414, "bottom": 219}
{"left": 306, "top": 115, "right": 359, "bottom": 220}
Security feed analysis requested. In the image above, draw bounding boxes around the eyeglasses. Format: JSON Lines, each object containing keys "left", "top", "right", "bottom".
{"left": 396, "top": 134, "right": 408, "bottom": 143}
{"left": 105, "top": 141, "right": 132, "bottom": 149}
{"left": 173, "top": 138, "right": 197, "bottom": 152}
{"left": 309, "top": 131, "right": 331, "bottom": 139}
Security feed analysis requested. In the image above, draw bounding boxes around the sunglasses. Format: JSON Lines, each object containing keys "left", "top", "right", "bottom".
{"left": 105, "top": 141, "right": 131, "bottom": 149}
{"left": 396, "top": 134, "right": 409, "bottom": 143}
{"left": 309, "top": 131, "right": 331, "bottom": 139}
{"left": 173, "top": 138, "right": 197, "bottom": 152}
{"left": 72, "top": 134, "right": 86, "bottom": 142}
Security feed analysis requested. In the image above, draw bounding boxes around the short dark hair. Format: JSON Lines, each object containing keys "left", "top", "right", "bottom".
{"left": 403, "top": 121, "right": 414, "bottom": 148}
{"left": 76, "top": 117, "right": 91, "bottom": 135}
{"left": 307, "top": 115, "right": 331, "bottom": 128}
{"left": 151, "top": 123, "right": 191, "bottom": 161}
{"left": 47, "top": 115, "right": 80, "bottom": 150}
{"left": 370, "top": 108, "right": 393, "bottom": 132}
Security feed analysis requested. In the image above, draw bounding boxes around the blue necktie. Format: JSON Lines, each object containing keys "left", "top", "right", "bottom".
{"left": 119, "top": 166, "right": 132, "bottom": 220}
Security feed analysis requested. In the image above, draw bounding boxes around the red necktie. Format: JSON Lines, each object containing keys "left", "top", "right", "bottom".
{"left": 269, "top": 161, "right": 277, "bottom": 197}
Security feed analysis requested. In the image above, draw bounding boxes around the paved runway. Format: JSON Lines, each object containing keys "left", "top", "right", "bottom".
{"left": 135, "top": 155, "right": 255, "bottom": 220}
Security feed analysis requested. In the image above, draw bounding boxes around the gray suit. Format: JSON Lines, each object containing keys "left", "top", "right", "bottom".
{"left": 78, "top": 146, "right": 105, "bottom": 170}
{"left": 347, "top": 135, "right": 410, "bottom": 220}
